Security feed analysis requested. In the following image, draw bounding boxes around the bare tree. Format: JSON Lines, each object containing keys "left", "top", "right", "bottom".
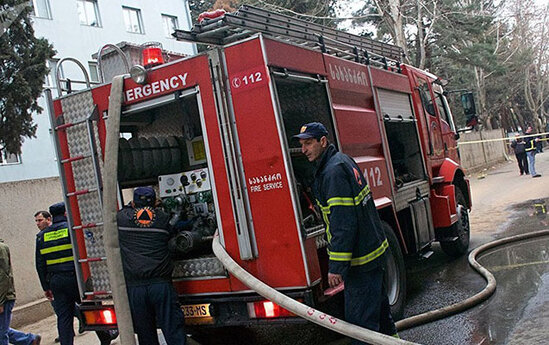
{"left": 524, "top": 3, "right": 549, "bottom": 129}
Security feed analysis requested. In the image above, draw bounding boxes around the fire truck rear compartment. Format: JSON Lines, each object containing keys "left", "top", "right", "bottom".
{"left": 117, "top": 91, "right": 225, "bottom": 280}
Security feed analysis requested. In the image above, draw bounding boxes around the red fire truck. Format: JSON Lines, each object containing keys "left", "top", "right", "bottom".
{"left": 47, "top": 5, "right": 471, "bottom": 335}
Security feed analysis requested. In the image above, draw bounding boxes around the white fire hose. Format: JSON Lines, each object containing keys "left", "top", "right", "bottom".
{"left": 212, "top": 233, "right": 418, "bottom": 345}
{"left": 102, "top": 75, "right": 137, "bottom": 345}
{"left": 212, "top": 229, "right": 549, "bottom": 344}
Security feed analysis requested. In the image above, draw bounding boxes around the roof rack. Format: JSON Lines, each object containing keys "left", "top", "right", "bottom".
{"left": 174, "top": 5, "right": 403, "bottom": 69}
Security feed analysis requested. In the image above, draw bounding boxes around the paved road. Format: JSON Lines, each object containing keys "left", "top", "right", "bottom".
{"left": 18, "top": 153, "right": 549, "bottom": 344}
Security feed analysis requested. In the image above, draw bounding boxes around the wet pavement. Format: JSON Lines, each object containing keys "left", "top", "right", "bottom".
{"left": 18, "top": 155, "right": 549, "bottom": 344}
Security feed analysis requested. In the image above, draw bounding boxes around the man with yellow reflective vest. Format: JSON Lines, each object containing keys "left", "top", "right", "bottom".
{"left": 35, "top": 202, "right": 77, "bottom": 345}
{"left": 35, "top": 203, "right": 117, "bottom": 345}
{"left": 295, "top": 122, "right": 398, "bottom": 344}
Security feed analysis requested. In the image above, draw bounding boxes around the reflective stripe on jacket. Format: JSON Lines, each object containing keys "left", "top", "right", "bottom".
{"left": 525, "top": 136, "right": 537, "bottom": 152}
{"left": 116, "top": 206, "right": 175, "bottom": 284}
{"left": 35, "top": 215, "right": 75, "bottom": 291}
{"left": 312, "top": 144, "right": 387, "bottom": 277}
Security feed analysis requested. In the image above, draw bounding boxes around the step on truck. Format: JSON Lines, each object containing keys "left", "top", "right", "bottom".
{"left": 47, "top": 5, "right": 472, "bottom": 336}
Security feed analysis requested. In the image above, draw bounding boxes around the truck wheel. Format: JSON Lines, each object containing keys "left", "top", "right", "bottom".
{"left": 440, "top": 188, "right": 470, "bottom": 257}
{"left": 382, "top": 221, "right": 406, "bottom": 320}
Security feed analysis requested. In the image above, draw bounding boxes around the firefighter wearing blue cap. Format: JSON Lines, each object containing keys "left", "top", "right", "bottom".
{"left": 295, "top": 122, "right": 398, "bottom": 343}
{"left": 35, "top": 202, "right": 117, "bottom": 345}
{"left": 117, "top": 187, "right": 186, "bottom": 345}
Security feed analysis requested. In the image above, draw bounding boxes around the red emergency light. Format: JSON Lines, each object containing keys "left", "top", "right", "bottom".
{"left": 248, "top": 300, "right": 295, "bottom": 319}
{"left": 82, "top": 308, "right": 117, "bottom": 326}
{"left": 142, "top": 47, "right": 164, "bottom": 68}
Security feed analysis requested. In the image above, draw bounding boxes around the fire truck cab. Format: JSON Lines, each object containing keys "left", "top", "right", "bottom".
{"left": 48, "top": 5, "right": 471, "bottom": 334}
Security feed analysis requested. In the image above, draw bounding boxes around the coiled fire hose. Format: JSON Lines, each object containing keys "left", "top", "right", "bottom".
{"left": 212, "top": 229, "right": 549, "bottom": 344}
{"left": 395, "top": 229, "right": 549, "bottom": 331}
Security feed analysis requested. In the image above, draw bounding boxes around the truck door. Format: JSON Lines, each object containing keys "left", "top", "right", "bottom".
{"left": 431, "top": 84, "right": 459, "bottom": 163}
{"left": 415, "top": 76, "right": 445, "bottom": 166}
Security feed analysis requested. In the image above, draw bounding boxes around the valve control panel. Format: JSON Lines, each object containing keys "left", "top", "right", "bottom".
{"left": 158, "top": 168, "right": 211, "bottom": 198}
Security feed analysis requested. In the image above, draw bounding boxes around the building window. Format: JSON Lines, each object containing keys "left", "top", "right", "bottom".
{"left": 88, "top": 62, "right": 99, "bottom": 82}
{"left": 123, "top": 6, "right": 144, "bottom": 34}
{"left": 162, "top": 14, "right": 178, "bottom": 38}
{"left": 31, "top": 0, "right": 52, "bottom": 19}
{"left": 44, "top": 59, "right": 64, "bottom": 89}
{"left": 77, "top": 0, "right": 101, "bottom": 27}
{"left": 0, "top": 149, "right": 21, "bottom": 165}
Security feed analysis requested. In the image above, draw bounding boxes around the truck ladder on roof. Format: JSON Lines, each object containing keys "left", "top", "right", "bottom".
{"left": 174, "top": 5, "right": 403, "bottom": 69}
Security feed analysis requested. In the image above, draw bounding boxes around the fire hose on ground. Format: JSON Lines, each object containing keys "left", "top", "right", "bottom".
{"left": 212, "top": 229, "right": 549, "bottom": 345}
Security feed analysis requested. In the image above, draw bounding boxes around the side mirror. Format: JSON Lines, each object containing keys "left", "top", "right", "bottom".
{"left": 460, "top": 92, "right": 478, "bottom": 127}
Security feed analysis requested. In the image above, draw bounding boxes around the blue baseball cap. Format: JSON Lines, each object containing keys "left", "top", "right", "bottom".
{"left": 133, "top": 186, "right": 156, "bottom": 207}
{"left": 293, "top": 122, "right": 328, "bottom": 140}
{"left": 49, "top": 202, "right": 66, "bottom": 216}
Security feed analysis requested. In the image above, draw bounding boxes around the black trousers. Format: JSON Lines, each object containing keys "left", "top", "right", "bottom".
{"left": 127, "top": 281, "right": 186, "bottom": 345}
{"left": 344, "top": 265, "right": 397, "bottom": 345}
{"left": 49, "top": 271, "right": 116, "bottom": 345}
{"left": 515, "top": 152, "right": 528, "bottom": 174}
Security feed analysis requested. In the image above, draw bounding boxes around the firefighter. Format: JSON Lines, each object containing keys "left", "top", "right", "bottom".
{"left": 524, "top": 126, "right": 541, "bottom": 178}
{"left": 117, "top": 187, "right": 186, "bottom": 345}
{"left": 35, "top": 203, "right": 117, "bottom": 345}
{"left": 295, "top": 122, "right": 398, "bottom": 344}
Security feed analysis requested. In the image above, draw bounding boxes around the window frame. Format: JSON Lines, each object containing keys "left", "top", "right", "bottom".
{"left": 0, "top": 149, "right": 21, "bottom": 166}
{"left": 76, "top": 0, "right": 102, "bottom": 27}
{"left": 122, "top": 6, "right": 144, "bottom": 34}
{"left": 88, "top": 61, "right": 99, "bottom": 83}
{"left": 44, "top": 59, "right": 64, "bottom": 89}
{"left": 161, "top": 14, "right": 179, "bottom": 38}
{"left": 31, "top": 0, "right": 52, "bottom": 19}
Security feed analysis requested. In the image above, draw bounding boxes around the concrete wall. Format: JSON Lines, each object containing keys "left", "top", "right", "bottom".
{"left": 0, "top": 177, "right": 63, "bottom": 305}
{"left": 458, "top": 129, "right": 508, "bottom": 172}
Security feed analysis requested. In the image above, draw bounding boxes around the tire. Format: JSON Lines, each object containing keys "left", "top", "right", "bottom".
{"left": 381, "top": 221, "right": 406, "bottom": 320}
{"left": 440, "top": 188, "right": 471, "bottom": 257}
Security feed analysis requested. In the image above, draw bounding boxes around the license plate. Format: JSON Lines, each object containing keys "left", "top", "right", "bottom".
{"left": 182, "top": 303, "right": 211, "bottom": 318}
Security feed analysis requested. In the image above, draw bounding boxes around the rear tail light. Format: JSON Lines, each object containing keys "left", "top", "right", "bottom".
{"left": 82, "top": 308, "right": 117, "bottom": 326}
{"left": 247, "top": 300, "right": 295, "bottom": 319}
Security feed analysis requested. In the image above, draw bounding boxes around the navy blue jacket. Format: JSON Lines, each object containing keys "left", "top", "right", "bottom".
{"left": 117, "top": 205, "right": 176, "bottom": 285}
{"left": 35, "top": 215, "right": 75, "bottom": 291}
{"left": 312, "top": 144, "right": 388, "bottom": 278}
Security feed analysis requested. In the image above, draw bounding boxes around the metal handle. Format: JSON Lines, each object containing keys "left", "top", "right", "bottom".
{"left": 97, "top": 44, "right": 130, "bottom": 83}
{"left": 55, "top": 57, "right": 92, "bottom": 97}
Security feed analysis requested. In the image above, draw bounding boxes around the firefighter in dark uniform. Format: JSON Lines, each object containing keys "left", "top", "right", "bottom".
{"left": 35, "top": 203, "right": 117, "bottom": 345}
{"left": 295, "top": 123, "right": 398, "bottom": 344}
{"left": 117, "top": 187, "right": 186, "bottom": 345}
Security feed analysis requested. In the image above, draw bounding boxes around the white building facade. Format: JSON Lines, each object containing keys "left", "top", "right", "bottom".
{"left": 0, "top": 0, "right": 196, "bottom": 317}
{"left": 0, "top": 0, "right": 196, "bottom": 182}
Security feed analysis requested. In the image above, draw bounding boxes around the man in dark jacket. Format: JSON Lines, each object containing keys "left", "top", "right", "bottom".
{"left": 295, "top": 122, "right": 398, "bottom": 344}
{"left": 524, "top": 126, "right": 541, "bottom": 178}
{"left": 510, "top": 133, "right": 528, "bottom": 175}
{"left": 35, "top": 203, "right": 117, "bottom": 345}
{"left": 117, "top": 187, "right": 186, "bottom": 345}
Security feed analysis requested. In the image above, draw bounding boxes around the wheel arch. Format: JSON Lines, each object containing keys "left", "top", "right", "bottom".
{"left": 438, "top": 158, "right": 471, "bottom": 209}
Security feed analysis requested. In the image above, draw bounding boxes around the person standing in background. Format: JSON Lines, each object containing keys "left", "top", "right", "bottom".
{"left": 510, "top": 133, "right": 529, "bottom": 175}
{"left": 1, "top": 238, "right": 41, "bottom": 345}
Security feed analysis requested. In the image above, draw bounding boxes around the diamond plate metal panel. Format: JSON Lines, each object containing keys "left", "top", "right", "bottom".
{"left": 172, "top": 257, "right": 227, "bottom": 278}
{"left": 61, "top": 91, "right": 110, "bottom": 298}
{"left": 137, "top": 102, "right": 186, "bottom": 138}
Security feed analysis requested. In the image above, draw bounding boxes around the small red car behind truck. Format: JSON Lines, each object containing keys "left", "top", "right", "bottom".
{"left": 47, "top": 5, "right": 471, "bottom": 335}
